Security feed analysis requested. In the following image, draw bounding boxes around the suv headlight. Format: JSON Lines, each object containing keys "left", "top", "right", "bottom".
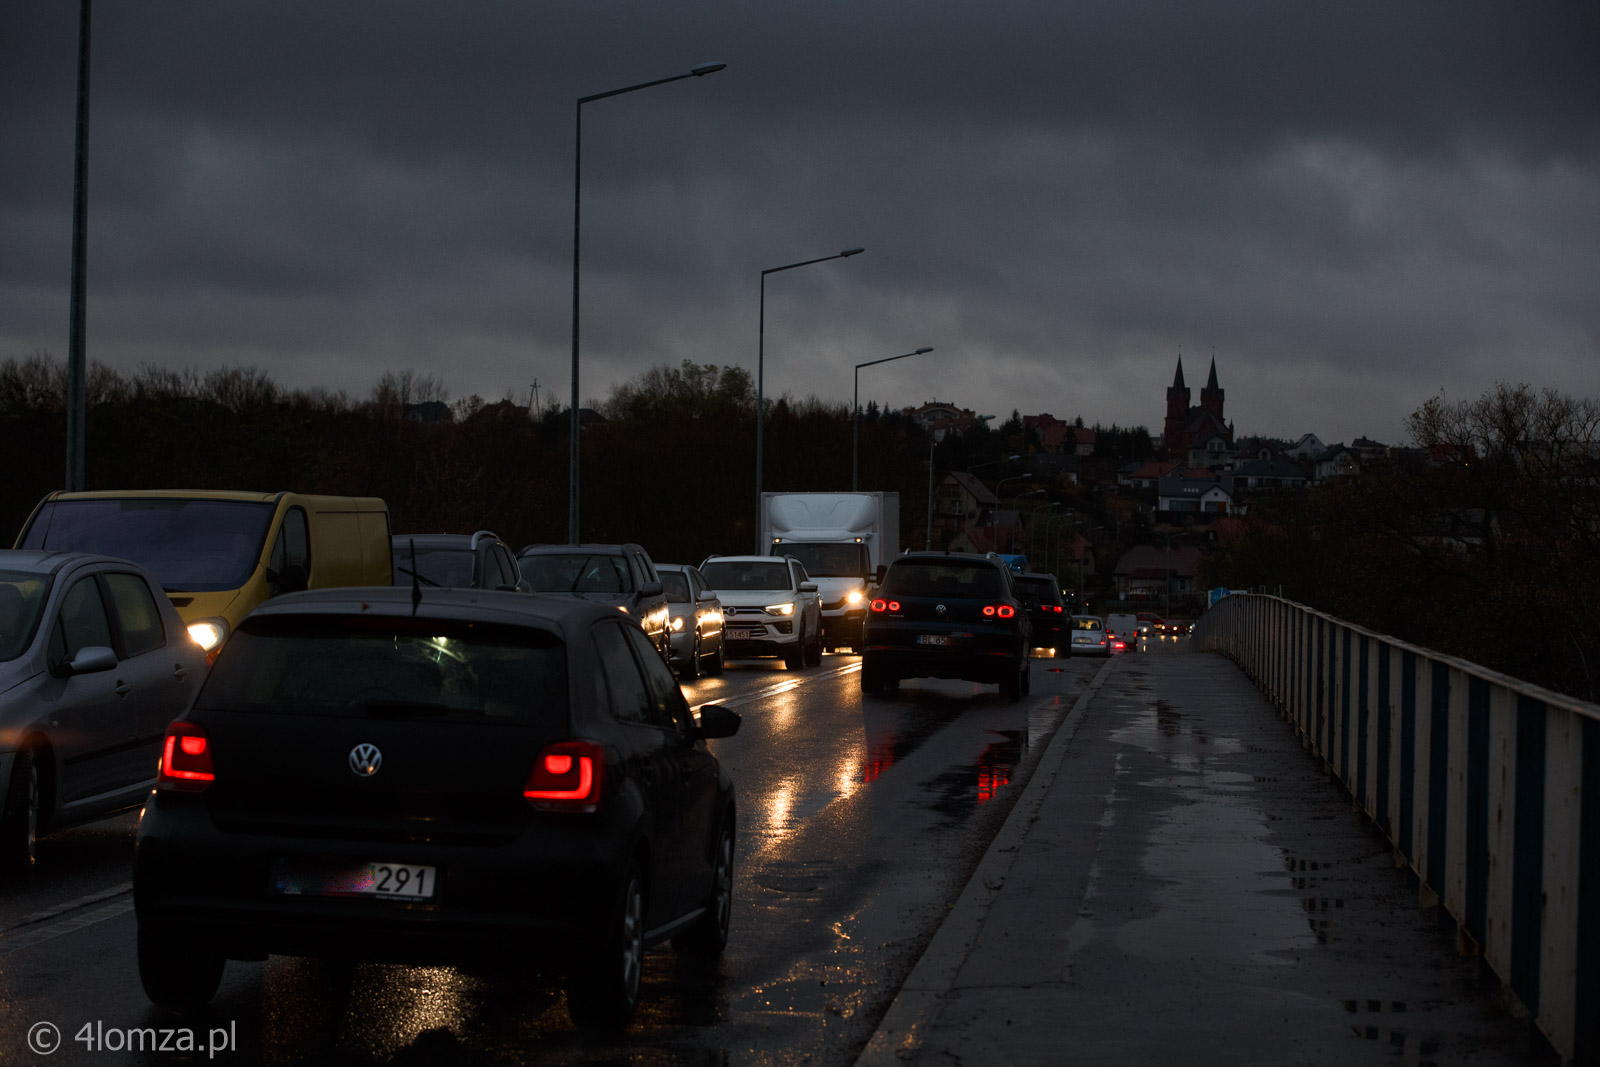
{"left": 764, "top": 603, "right": 795, "bottom": 616}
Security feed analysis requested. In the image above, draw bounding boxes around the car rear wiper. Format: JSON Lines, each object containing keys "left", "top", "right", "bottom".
{"left": 394, "top": 567, "right": 445, "bottom": 588}
{"left": 361, "top": 700, "right": 463, "bottom": 718}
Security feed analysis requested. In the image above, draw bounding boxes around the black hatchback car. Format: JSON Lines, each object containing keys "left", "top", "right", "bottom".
{"left": 1012, "top": 571, "right": 1068, "bottom": 656}
{"left": 860, "top": 552, "right": 1031, "bottom": 699}
{"left": 133, "top": 588, "right": 740, "bottom": 1029}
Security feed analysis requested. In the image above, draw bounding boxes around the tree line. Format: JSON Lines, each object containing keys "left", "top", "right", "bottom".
{"left": 1202, "top": 382, "right": 1600, "bottom": 702}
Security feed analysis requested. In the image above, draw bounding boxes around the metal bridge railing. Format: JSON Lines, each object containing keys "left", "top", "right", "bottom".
{"left": 1191, "top": 593, "right": 1597, "bottom": 1066}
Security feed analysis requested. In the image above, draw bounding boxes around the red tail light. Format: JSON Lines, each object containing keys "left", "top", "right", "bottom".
{"left": 871, "top": 599, "right": 901, "bottom": 612}
{"left": 157, "top": 722, "right": 215, "bottom": 793}
{"left": 983, "top": 604, "right": 1016, "bottom": 618}
{"left": 1051, "top": 605, "right": 1063, "bottom": 613}
{"left": 982, "top": 605, "right": 996, "bottom": 616}
{"left": 524, "top": 740, "right": 604, "bottom": 812}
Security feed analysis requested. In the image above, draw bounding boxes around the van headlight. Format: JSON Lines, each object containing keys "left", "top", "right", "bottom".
{"left": 845, "top": 590, "right": 864, "bottom": 605}
{"left": 187, "top": 618, "right": 229, "bottom": 652}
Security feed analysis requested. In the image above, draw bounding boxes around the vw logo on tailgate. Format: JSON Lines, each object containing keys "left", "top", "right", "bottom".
{"left": 349, "top": 743, "right": 383, "bottom": 777}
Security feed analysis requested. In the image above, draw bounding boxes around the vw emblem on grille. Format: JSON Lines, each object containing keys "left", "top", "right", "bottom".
{"left": 349, "top": 743, "right": 383, "bottom": 777}
{"left": 936, "top": 603, "right": 948, "bottom": 615}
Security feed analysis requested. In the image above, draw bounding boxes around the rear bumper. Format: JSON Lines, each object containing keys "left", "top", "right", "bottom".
{"left": 133, "top": 799, "right": 629, "bottom": 965}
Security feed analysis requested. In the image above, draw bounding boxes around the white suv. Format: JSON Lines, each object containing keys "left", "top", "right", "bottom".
{"left": 699, "top": 555, "right": 823, "bottom": 670}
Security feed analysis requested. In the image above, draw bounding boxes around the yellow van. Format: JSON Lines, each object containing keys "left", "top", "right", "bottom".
{"left": 15, "top": 491, "right": 391, "bottom": 653}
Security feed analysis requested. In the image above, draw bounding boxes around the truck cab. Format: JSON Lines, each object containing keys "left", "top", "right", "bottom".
{"left": 761, "top": 491, "right": 899, "bottom": 656}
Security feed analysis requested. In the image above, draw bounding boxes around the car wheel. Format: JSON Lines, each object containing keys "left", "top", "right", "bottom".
{"left": 784, "top": 626, "right": 806, "bottom": 671}
{"left": 567, "top": 862, "right": 645, "bottom": 1030}
{"left": 0, "top": 746, "right": 40, "bottom": 873}
{"left": 706, "top": 637, "right": 725, "bottom": 676}
{"left": 673, "top": 820, "right": 733, "bottom": 958}
{"left": 137, "top": 925, "right": 225, "bottom": 1009}
{"left": 860, "top": 657, "right": 883, "bottom": 694}
{"left": 679, "top": 633, "right": 702, "bottom": 681}
{"left": 804, "top": 629, "right": 823, "bottom": 667}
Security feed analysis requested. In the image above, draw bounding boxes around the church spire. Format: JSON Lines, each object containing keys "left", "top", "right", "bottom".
{"left": 1172, "top": 354, "right": 1186, "bottom": 390}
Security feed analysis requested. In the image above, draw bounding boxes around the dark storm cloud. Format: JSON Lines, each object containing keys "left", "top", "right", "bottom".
{"left": 2, "top": 1, "right": 1596, "bottom": 444}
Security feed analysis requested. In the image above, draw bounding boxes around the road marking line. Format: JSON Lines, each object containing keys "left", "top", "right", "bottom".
{"left": 0, "top": 897, "right": 133, "bottom": 955}
{"left": 694, "top": 662, "right": 856, "bottom": 712}
{"left": 1, "top": 880, "right": 133, "bottom": 936}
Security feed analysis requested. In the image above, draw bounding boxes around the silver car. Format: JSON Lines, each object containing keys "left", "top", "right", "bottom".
{"left": 0, "top": 551, "right": 208, "bottom": 871}
{"left": 656, "top": 563, "right": 725, "bottom": 680}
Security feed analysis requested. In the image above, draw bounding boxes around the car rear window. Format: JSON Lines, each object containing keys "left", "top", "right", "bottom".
{"left": 1072, "top": 617, "right": 1103, "bottom": 631}
{"left": 880, "top": 560, "right": 1003, "bottom": 598}
{"left": 1013, "top": 577, "right": 1060, "bottom": 606}
{"left": 393, "top": 545, "right": 475, "bottom": 588}
{"left": 197, "top": 615, "right": 568, "bottom": 721}
{"left": 519, "top": 552, "right": 633, "bottom": 594}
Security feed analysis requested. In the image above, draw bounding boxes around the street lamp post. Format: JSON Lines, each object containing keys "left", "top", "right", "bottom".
{"left": 1007, "top": 489, "right": 1045, "bottom": 553}
{"left": 853, "top": 347, "right": 932, "bottom": 492}
{"left": 1027, "top": 501, "right": 1062, "bottom": 560}
{"left": 990, "top": 474, "right": 1033, "bottom": 552}
{"left": 925, "top": 438, "right": 937, "bottom": 551}
{"left": 570, "top": 62, "right": 726, "bottom": 544}
{"left": 754, "top": 247, "right": 864, "bottom": 551}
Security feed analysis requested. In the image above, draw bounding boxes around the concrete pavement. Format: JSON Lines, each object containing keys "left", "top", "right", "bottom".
{"left": 856, "top": 647, "right": 1558, "bottom": 1066}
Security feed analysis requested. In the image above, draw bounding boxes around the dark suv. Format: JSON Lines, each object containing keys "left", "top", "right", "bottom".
{"left": 518, "top": 543, "right": 670, "bottom": 662}
{"left": 860, "top": 552, "right": 1031, "bottom": 699}
{"left": 392, "top": 531, "right": 530, "bottom": 593}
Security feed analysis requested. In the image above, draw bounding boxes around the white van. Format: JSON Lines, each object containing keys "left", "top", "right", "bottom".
{"left": 1106, "top": 613, "right": 1139, "bottom": 646}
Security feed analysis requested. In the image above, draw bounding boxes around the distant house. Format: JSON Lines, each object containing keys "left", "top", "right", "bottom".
{"left": 1119, "top": 459, "right": 1184, "bottom": 489}
{"left": 404, "top": 400, "right": 453, "bottom": 424}
{"left": 906, "top": 401, "right": 982, "bottom": 436}
{"left": 1286, "top": 433, "right": 1327, "bottom": 460}
{"left": 1157, "top": 473, "right": 1234, "bottom": 514}
{"left": 1314, "top": 444, "right": 1361, "bottom": 481}
{"left": 1113, "top": 544, "right": 1203, "bottom": 603}
{"left": 1231, "top": 457, "right": 1310, "bottom": 490}
{"left": 1021, "top": 414, "right": 1097, "bottom": 457}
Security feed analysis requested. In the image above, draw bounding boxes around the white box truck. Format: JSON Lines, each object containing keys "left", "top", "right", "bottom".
{"left": 761, "top": 492, "right": 899, "bottom": 653}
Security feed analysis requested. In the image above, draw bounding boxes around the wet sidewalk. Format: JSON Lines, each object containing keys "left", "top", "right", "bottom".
{"left": 856, "top": 650, "right": 1556, "bottom": 1066}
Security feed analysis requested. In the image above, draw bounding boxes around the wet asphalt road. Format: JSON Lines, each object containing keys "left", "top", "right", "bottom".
{"left": 0, "top": 648, "right": 1108, "bottom": 1065}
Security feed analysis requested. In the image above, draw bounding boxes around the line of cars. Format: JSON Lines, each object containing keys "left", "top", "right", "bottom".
{"left": 0, "top": 489, "right": 771, "bottom": 1029}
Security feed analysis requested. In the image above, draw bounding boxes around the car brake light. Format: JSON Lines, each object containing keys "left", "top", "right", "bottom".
{"left": 524, "top": 740, "right": 604, "bottom": 812}
{"left": 984, "top": 604, "right": 1016, "bottom": 618}
{"left": 157, "top": 722, "right": 215, "bottom": 793}
{"left": 871, "top": 599, "right": 886, "bottom": 612}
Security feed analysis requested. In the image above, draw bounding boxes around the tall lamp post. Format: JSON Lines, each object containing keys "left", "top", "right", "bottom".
{"left": 925, "top": 438, "right": 937, "bottom": 551}
{"left": 990, "top": 474, "right": 1033, "bottom": 552}
{"left": 853, "top": 346, "right": 931, "bottom": 491}
{"left": 1027, "top": 501, "right": 1062, "bottom": 560}
{"left": 65, "top": 0, "right": 92, "bottom": 491}
{"left": 570, "top": 62, "right": 726, "bottom": 544}
{"left": 755, "top": 246, "right": 864, "bottom": 551}
{"left": 1007, "top": 489, "right": 1045, "bottom": 553}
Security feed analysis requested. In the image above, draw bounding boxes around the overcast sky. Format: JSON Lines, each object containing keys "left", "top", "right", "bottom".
{"left": 4, "top": 2, "right": 1597, "bottom": 446}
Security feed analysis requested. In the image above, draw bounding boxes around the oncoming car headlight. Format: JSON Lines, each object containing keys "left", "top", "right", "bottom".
{"left": 187, "top": 618, "right": 229, "bottom": 652}
{"left": 845, "top": 590, "right": 864, "bottom": 605}
{"left": 670, "top": 616, "right": 685, "bottom": 631}
{"left": 764, "top": 603, "right": 795, "bottom": 616}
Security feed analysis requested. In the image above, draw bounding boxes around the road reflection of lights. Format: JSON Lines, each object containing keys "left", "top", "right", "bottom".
{"left": 836, "top": 755, "right": 862, "bottom": 799}
{"left": 768, "top": 779, "right": 795, "bottom": 832}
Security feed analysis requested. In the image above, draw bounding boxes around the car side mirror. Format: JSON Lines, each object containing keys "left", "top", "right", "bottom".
{"left": 278, "top": 562, "right": 309, "bottom": 595}
{"left": 639, "top": 580, "right": 664, "bottom": 598}
{"left": 874, "top": 564, "right": 887, "bottom": 584}
{"left": 67, "top": 646, "right": 118, "bottom": 675}
{"left": 693, "top": 703, "right": 741, "bottom": 740}
{"left": 696, "top": 590, "right": 717, "bottom": 602}
{"left": 799, "top": 582, "right": 818, "bottom": 593}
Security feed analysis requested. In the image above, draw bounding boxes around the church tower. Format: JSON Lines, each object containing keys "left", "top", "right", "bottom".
{"left": 1200, "top": 356, "right": 1225, "bottom": 420}
{"left": 1163, "top": 356, "right": 1189, "bottom": 453}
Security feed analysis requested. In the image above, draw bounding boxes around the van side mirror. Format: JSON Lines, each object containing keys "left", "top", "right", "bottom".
{"left": 279, "top": 562, "right": 309, "bottom": 594}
